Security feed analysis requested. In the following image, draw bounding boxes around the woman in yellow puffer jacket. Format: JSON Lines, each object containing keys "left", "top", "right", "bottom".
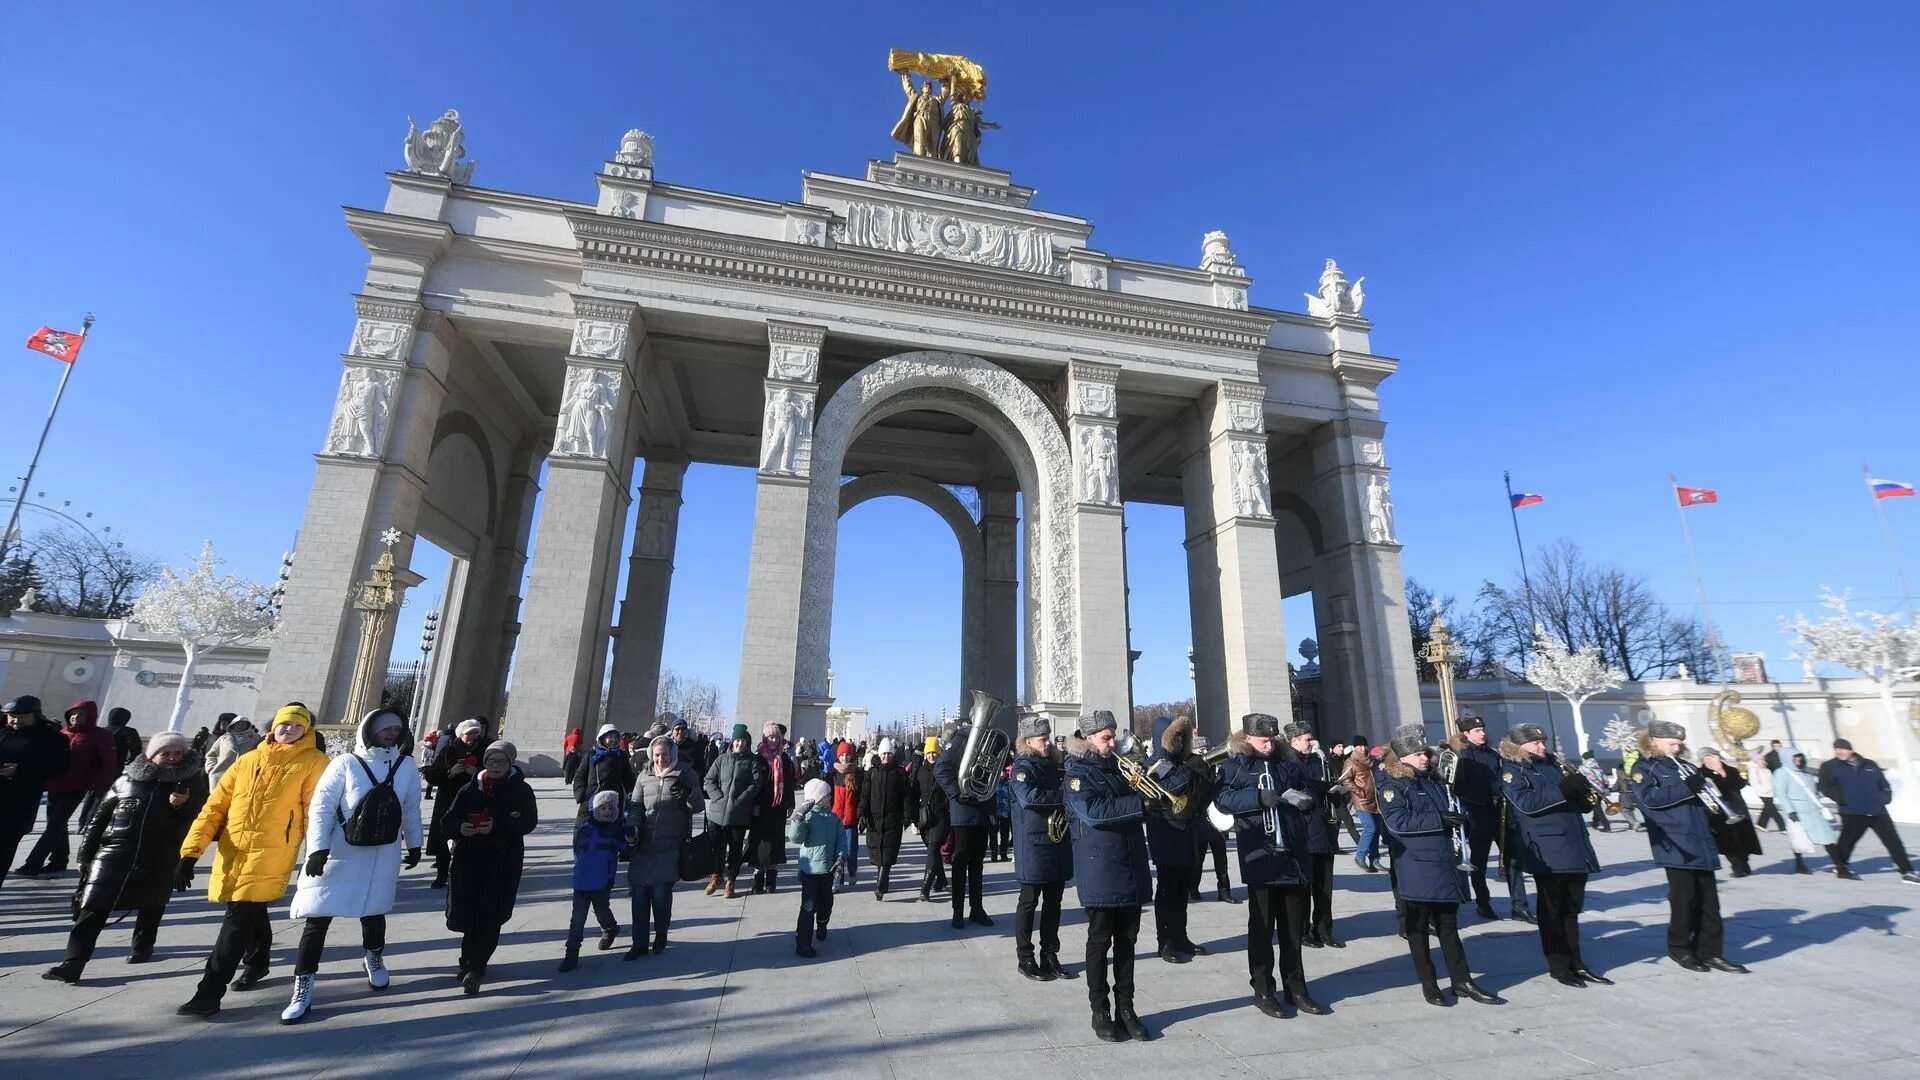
{"left": 173, "top": 703, "right": 329, "bottom": 1018}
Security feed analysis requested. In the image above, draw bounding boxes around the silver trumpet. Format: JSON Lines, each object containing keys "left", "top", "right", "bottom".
{"left": 1256, "top": 769, "right": 1287, "bottom": 852}
{"left": 1677, "top": 756, "right": 1745, "bottom": 821}
{"left": 1436, "top": 747, "right": 1471, "bottom": 871}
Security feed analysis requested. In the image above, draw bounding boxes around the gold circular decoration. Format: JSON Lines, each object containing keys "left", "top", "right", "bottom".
{"left": 1720, "top": 706, "right": 1760, "bottom": 741}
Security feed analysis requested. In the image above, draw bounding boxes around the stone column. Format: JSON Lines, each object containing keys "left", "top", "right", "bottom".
{"left": 259, "top": 298, "right": 453, "bottom": 723}
{"left": 1066, "top": 360, "right": 1131, "bottom": 723}
{"left": 506, "top": 298, "right": 643, "bottom": 772}
{"left": 979, "top": 486, "right": 1021, "bottom": 708}
{"left": 605, "top": 455, "right": 688, "bottom": 730}
{"left": 734, "top": 322, "right": 827, "bottom": 742}
{"left": 1181, "top": 380, "right": 1291, "bottom": 746}
{"left": 1308, "top": 421, "right": 1421, "bottom": 745}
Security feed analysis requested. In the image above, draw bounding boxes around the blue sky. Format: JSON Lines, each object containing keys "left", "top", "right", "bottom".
{"left": 2, "top": 3, "right": 1915, "bottom": 725}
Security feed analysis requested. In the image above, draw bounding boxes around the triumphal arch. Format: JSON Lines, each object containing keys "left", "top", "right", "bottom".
{"left": 260, "top": 60, "right": 1421, "bottom": 772}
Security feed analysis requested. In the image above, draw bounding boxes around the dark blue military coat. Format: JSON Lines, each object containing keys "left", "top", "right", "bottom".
{"left": 1009, "top": 750, "right": 1073, "bottom": 885}
{"left": 1212, "top": 736, "right": 1314, "bottom": 886}
{"left": 1064, "top": 742, "right": 1152, "bottom": 908}
{"left": 1378, "top": 762, "right": 1467, "bottom": 904}
{"left": 1631, "top": 753, "right": 1719, "bottom": 871}
{"left": 1497, "top": 747, "right": 1601, "bottom": 876}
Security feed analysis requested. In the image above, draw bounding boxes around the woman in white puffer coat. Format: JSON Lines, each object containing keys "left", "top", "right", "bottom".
{"left": 281, "top": 708, "right": 423, "bottom": 1023}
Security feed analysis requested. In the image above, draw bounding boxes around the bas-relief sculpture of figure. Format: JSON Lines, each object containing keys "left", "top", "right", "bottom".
{"left": 556, "top": 367, "right": 619, "bottom": 458}
{"left": 891, "top": 73, "right": 947, "bottom": 158}
{"left": 985, "top": 519, "right": 1017, "bottom": 580}
{"left": 1365, "top": 473, "right": 1396, "bottom": 543}
{"left": 634, "top": 498, "right": 676, "bottom": 559}
{"left": 1230, "top": 439, "right": 1273, "bottom": 518}
{"left": 402, "top": 109, "right": 475, "bottom": 185}
{"left": 762, "top": 388, "right": 813, "bottom": 476}
{"left": 1305, "top": 258, "right": 1366, "bottom": 318}
{"left": 326, "top": 367, "right": 399, "bottom": 458}
{"left": 839, "top": 202, "right": 1059, "bottom": 276}
{"left": 1077, "top": 424, "right": 1118, "bottom": 505}
{"left": 610, "top": 192, "right": 641, "bottom": 219}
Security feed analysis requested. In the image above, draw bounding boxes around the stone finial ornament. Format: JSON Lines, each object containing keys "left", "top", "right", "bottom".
{"left": 402, "top": 110, "right": 475, "bottom": 185}
{"left": 1305, "top": 258, "right": 1365, "bottom": 318}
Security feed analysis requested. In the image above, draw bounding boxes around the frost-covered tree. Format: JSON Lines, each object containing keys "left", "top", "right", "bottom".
{"left": 1599, "top": 715, "right": 1640, "bottom": 755}
{"left": 1525, "top": 626, "right": 1626, "bottom": 758}
{"left": 129, "top": 543, "right": 278, "bottom": 732}
{"left": 1782, "top": 590, "right": 1920, "bottom": 809}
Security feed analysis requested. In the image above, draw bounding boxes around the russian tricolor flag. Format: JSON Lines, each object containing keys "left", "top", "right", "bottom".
{"left": 1510, "top": 492, "right": 1544, "bottom": 509}
{"left": 1871, "top": 478, "right": 1916, "bottom": 500}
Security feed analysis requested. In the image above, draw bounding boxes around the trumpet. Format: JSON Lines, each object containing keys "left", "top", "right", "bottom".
{"left": 1677, "top": 757, "right": 1745, "bottom": 821}
{"left": 1116, "top": 733, "right": 1189, "bottom": 818}
{"left": 1255, "top": 770, "right": 1288, "bottom": 851}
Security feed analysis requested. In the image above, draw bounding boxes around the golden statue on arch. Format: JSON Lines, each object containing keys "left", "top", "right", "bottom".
{"left": 888, "top": 49, "right": 997, "bottom": 167}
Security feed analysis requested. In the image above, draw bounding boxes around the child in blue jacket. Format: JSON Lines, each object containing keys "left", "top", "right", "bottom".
{"left": 561, "top": 791, "right": 631, "bottom": 971}
{"left": 788, "top": 778, "right": 843, "bottom": 957}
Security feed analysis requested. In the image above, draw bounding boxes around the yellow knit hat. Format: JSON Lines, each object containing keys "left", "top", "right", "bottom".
{"left": 923, "top": 735, "right": 940, "bottom": 755}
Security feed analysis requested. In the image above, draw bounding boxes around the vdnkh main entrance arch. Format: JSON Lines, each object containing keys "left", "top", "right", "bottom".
{"left": 260, "top": 104, "right": 1420, "bottom": 774}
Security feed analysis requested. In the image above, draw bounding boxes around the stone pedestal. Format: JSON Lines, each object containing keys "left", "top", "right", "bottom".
{"left": 1067, "top": 361, "right": 1132, "bottom": 723}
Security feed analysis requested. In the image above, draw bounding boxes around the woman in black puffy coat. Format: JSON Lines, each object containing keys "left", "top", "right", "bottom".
{"left": 43, "top": 731, "right": 209, "bottom": 982}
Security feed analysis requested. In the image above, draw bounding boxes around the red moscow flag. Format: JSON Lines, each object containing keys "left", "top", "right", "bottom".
{"left": 1675, "top": 486, "right": 1718, "bottom": 507}
{"left": 25, "top": 326, "right": 84, "bottom": 364}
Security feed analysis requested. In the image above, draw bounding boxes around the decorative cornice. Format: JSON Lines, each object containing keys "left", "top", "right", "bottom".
{"left": 352, "top": 295, "right": 423, "bottom": 325}
{"left": 570, "top": 214, "right": 1271, "bottom": 360}
{"left": 767, "top": 321, "right": 827, "bottom": 349}
{"left": 571, "top": 295, "right": 638, "bottom": 324}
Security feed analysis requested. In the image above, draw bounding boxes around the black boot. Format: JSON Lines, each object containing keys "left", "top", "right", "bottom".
{"left": 1455, "top": 980, "right": 1504, "bottom": 1004}
{"left": 652, "top": 930, "right": 668, "bottom": 955}
{"left": 1217, "top": 885, "right": 1239, "bottom": 904}
{"left": 1042, "top": 952, "right": 1074, "bottom": 980}
{"left": 1421, "top": 982, "right": 1450, "bottom": 1007}
{"left": 42, "top": 962, "right": 81, "bottom": 983}
{"left": 1091, "top": 1001, "right": 1123, "bottom": 1042}
{"left": 430, "top": 866, "right": 447, "bottom": 889}
{"left": 1018, "top": 956, "right": 1051, "bottom": 981}
{"left": 1286, "top": 985, "right": 1328, "bottom": 1015}
{"left": 1115, "top": 997, "right": 1150, "bottom": 1041}
{"left": 1793, "top": 854, "right": 1811, "bottom": 875}
{"left": 1252, "top": 989, "right": 1287, "bottom": 1018}
{"left": 1186, "top": 886, "right": 1202, "bottom": 903}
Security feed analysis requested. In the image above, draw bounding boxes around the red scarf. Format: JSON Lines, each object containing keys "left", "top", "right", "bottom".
{"left": 758, "top": 741, "right": 786, "bottom": 805}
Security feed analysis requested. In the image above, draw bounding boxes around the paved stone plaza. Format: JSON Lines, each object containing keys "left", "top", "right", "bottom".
{"left": 3, "top": 779, "right": 1918, "bottom": 1079}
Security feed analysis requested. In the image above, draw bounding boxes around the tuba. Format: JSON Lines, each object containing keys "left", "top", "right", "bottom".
{"left": 956, "top": 689, "right": 1012, "bottom": 803}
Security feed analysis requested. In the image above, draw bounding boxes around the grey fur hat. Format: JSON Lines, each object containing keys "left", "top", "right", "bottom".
{"left": 1079, "top": 710, "right": 1117, "bottom": 737}
{"left": 1018, "top": 715, "right": 1052, "bottom": 741}
{"left": 1242, "top": 713, "right": 1281, "bottom": 738}
{"left": 1282, "top": 720, "right": 1314, "bottom": 741}
{"left": 1646, "top": 719, "right": 1687, "bottom": 740}
{"left": 1505, "top": 723, "right": 1547, "bottom": 745}
{"left": 1388, "top": 723, "right": 1429, "bottom": 757}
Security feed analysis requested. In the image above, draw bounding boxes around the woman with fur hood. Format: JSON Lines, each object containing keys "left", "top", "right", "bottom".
{"left": 43, "top": 731, "right": 209, "bottom": 983}
{"left": 280, "top": 708, "right": 425, "bottom": 1023}
{"left": 1498, "top": 723, "right": 1606, "bottom": 989}
{"left": 1376, "top": 724, "right": 1503, "bottom": 1007}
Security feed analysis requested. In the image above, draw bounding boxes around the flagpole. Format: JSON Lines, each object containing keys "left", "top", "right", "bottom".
{"left": 1503, "top": 471, "right": 1559, "bottom": 753}
{"left": 1670, "top": 473, "right": 1728, "bottom": 685}
{"left": 0, "top": 314, "right": 92, "bottom": 569}
{"left": 1864, "top": 462, "right": 1916, "bottom": 617}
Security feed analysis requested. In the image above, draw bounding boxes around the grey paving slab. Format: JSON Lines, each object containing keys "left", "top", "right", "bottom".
{"left": 3, "top": 780, "right": 1918, "bottom": 1079}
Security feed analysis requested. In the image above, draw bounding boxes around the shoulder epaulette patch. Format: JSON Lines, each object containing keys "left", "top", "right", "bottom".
{"left": 1070, "top": 778, "right": 1081, "bottom": 791}
{"left": 1382, "top": 789, "right": 1396, "bottom": 802}
{"left": 1502, "top": 771, "right": 1514, "bottom": 783}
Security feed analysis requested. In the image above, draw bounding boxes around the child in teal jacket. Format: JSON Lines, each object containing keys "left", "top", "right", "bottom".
{"left": 788, "top": 778, "right": 842, "bottom": 956}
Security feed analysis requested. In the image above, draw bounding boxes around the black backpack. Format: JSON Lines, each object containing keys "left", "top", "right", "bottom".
{"left": 340, "top": 755, "right": 403, "bottom": 847}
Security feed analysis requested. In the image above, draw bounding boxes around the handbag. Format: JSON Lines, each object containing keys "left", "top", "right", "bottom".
{"left": 678, "top": 812, "right": 719, "bottom": 882}
{"left": 1784, "top": 818, "right": 1818, "bottom": 856}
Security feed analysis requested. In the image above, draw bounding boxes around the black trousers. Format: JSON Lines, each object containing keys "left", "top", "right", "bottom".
{"left": 1015, "top": 880, "right": 1064, "bottom": 960}
{"left": 919, "top": 823, "right": 950, "bottom": 894}
{"left": 717, "top": 824, "right": 750, "bottom": 881}
{"left": 1405, "top": 901, "right": 1471, "bottom": 990}
{"left": 195, "top": 901, "right": 273, "bottom": 999}
{"left": 1193, "top": 825, "right": 1231, "bottom": 890}
{"left": 459, "top": 924, "right": 502, "bottom": 975}
{"left": 798, "top": 871, "right": 835, "bottom": 940}
{"left": 1085, "top": 904, "right": 1141, "bottom": 1008}
{"left": 1465, "top": 802, "right": 1529, "bottom": 910}
{"left": 0, "top": 827, "right": 26, "bottom": 889}
{"left": 991, "top": 816, "right": 1012, "bottom": 860}
{"left": 1307, "top": 852, "right": 1334, "bottom": 934}
{"left": 949, "top": 825, "right": 986, "bottom": 915}
{"left": 22, "top": 791, "right": 86, "bottom": 870}
{"left": 1152, "top": 864, "right": 1199, "bottom": 947}
{"left": 295, "top": 914, "right": 386, "bottom": 974}
{"left": 1755, "top": 797, "right": 1785, "bottom": 832}
{"left": 1664, "top": 867, "right": 1723, "bottom": 959}
{"left": 1533, "top": 872, "right": 1588, "bottom": 975}
{"left": 66, "top": 905, "right": 164, "bottom": 969}
{"left": 1834, "top": 814, "right": 1914, "bottom": 874}
{"left": 1245, "top": 883, "right": 1308, "bottom": 996}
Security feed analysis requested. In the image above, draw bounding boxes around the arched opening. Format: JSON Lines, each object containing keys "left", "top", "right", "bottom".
{"left": 799, "top": 352, "right": 1076, "bottom": 710}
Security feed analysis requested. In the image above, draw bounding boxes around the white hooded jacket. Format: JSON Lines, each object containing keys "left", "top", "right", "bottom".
{"left": 290, "top": 710, "right": 425, "bottom": 921}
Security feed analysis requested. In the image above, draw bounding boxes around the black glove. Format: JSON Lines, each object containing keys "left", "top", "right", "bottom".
{"left": 1440, "top": 811, "right": 1465, "bottom": 829}
{"left": 1684, "top": 768, "right": 1711, "bottom": 794}
{"left": 403, "top": 847, "right": 421, "bottom": 869}
{"left": 174, "top": 857, "right": 197, "bottom": 893}
{"left": 1258, "top": 788, "right": 1284, "bottom": 809}
{"left": 1788, "top": 811, "right": 1799, "bottom": 823}
{"left": 304, "top": 849, "right": 330, "bottom": 878}
{"left": 1558, "top": 772, "right": 1591, "bottom": 801}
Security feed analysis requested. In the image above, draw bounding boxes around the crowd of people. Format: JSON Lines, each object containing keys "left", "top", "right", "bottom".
{"left": 3, "top": 690, "right": 1917, "bottom": 1036}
